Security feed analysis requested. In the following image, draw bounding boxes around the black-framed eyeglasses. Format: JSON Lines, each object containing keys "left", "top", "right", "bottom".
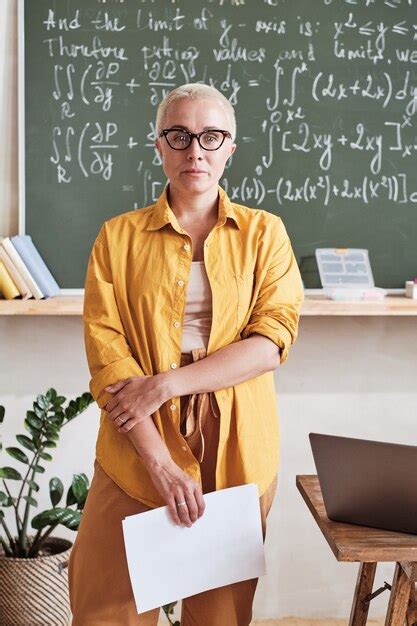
{"left": 158, "top": 128, "right": 232, "bottom": 151}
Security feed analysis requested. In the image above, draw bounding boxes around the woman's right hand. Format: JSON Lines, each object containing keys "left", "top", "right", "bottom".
{"left": 147, "top": 458, "right": 205, "bottom": 527}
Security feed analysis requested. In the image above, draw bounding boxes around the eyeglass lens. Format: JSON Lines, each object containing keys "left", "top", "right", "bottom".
{"left": 165, "top": 130, "right": 225, "bottom": 150}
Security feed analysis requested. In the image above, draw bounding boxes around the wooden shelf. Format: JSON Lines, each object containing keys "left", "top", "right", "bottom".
{"left": 300, "top": 294, "right": 417, "bottom": 316}
{"left": 0, "top": 294, "right": 416, "bottom": 316}
{"left": 0, "top": 296, "right": 83, "bottom": 316}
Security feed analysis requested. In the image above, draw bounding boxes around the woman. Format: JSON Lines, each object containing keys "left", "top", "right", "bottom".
{"left": 68, "top": 83, "right": 304, "bottom": 625}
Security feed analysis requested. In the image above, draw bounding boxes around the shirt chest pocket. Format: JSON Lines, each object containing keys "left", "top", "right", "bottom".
{"left": 234, "top": 272, "right": 255, "bottom": 332}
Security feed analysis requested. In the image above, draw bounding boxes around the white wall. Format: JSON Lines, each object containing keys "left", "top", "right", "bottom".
{"left": 2, "top": 1, "right": 416, "bottom": 619}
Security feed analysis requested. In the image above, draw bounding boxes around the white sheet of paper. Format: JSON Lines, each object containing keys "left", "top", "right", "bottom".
{"left": 122, "top": 483, "right": 265, "bottom": 614}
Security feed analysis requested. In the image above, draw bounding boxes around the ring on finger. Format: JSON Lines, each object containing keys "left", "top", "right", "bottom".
{"left": 176, "top": 500, "right": 187, "bottom": 507}
{"left": 116, "top": 415, "right": 128, "bottom": 424}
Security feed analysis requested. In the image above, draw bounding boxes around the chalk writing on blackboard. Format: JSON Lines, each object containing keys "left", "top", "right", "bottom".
{"left": 35, "top": 2, "right": 417, "bottom": 208}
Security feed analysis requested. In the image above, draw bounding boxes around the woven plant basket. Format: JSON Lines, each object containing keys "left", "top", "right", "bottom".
{"left": 0, "top": 536, "right": 73, "bottom": 626}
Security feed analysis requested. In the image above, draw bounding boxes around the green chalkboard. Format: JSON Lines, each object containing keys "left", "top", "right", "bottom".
{"left": 22, "top": 0, "right": 417, "bottom": 289}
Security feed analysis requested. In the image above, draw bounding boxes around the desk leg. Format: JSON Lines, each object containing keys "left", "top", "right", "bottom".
{"left": 406, "top": 583, "right": 417, "bottom": 626}
{"left": 385, "top": 562, "right": 412, "bottom": 626}
{"left": 349, "top": 562, "right": 377, "bottom": 626}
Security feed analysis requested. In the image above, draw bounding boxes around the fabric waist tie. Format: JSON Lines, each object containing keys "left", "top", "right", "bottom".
{"left": 179, "top": 347, "right": 220, "bottom": 464}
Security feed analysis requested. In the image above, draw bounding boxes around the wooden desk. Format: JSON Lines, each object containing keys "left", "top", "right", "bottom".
{"left": 296, "top": 475, "right": 417, "bottom": 626}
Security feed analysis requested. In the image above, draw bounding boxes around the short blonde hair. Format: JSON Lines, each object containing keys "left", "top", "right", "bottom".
{"left": 155, "top": 83, "right": 237, "bottom": 141}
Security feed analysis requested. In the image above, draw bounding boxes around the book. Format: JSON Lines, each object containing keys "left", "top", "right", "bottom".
{"left": 0, "top": 237, "right": 43, "bottom": 299}
{"left": 10, "top": 235, "right": 60, "bottom": 297}
{"left": 0, "top": 260, "right": 20, "bottom": 299}
{"left": 0, "top": 245, "right": 31, "bottom": 298}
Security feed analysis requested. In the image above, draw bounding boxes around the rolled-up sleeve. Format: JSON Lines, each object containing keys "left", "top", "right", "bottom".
{"left": 83, "top": 225, "right": 145, "bottom": 409}
{"left": 241, "top": 216, "right": 304, "bottom": 365}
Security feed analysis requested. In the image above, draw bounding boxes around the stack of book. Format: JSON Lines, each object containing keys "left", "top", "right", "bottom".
{"left": 0, "top": 235, "right": 60, "bottom": 300}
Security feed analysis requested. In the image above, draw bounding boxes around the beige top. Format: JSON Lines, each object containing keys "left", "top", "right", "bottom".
{"left": 180, "top": 261, "right": 212, "bottom": 353}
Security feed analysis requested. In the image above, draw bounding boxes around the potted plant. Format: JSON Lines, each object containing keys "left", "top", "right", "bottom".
{"left": 0, "top": 388, "right": 94, "bottom": 626}
{"left": 0, "top": 386, "right": 181, "bottom": 625}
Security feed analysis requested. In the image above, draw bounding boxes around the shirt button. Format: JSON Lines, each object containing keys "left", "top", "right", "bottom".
{"left": 181, "top": 445, "right": 187, "bottom": 451}
{"left": 173, "top": 321, "right": 180, "bottom": 328}
{"left": 177, "top": 280, "right": 184, "bottom": 287}
{"left": 170, "top": 403, "right": 176, "bottom": 411}
{"left": 170, "top": 362, "right": 177, "bottom": 369}
{"left": 183, "top": 243, "right": 190, "bottom": 251}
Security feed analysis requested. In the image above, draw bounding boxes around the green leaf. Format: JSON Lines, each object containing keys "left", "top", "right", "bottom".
{"left": 60, "top": 508, "right": 82, "bottom": 530}
{"left": 0, "top": 405, "right": 4, "bottom": 424}
{"left": 0, "top": 467, "right": 22, "bottom": 480}
{"left": 71, "top": 473, "right": 89, "bottom": 506}
{"left": 16, "top": 434, "right": 36, "bottom": 452}
{"left": 25, "top": 479, "right": 39, "bottom": 492}
{"left": 66, "top": 485, "right": 77, "bottom": 507}
{"left": 63, "top": 393, "right": 94, "bottom": 423}
{"left": 65, "top": 401, "right": 78, "bottom": 421}
{"left": 0, "top": 491, "right": 15, "bottom": 507}
{"left": 31, "top": 507, "right": 81, "bottom": 531}
{"left": 33, "top": 403, "right": 45, "bottom": 418}
{"left": 31, "top": 509, "right": 59, "bottom": 530}
{"left": 0, "top": 497, "right": 15, "bottom": 507}
{"left": 45, "top": 430, "right": 59, "bottom": 441}
{"left": 26, "top": 413, "right": 42, "bottom": 430}
{"left": 46, "top": 388, "right": 57, "bottom": 403}
{"left": 36, "top": 394, "right": 49, "bottom": 410}
{"left": 47, "top": 415, "right": 62, "bottom": 426}
{"left": 53, "top": 396, "right": 66, "bottom": 406}
{"left": 24, "top": 419, "right": 39, "bottom": 438}
{"left": 42, "top": 439, "right": 56, "bottom": 448}
{"left": 51, "top": 410, "right": 65, "bottom": 426}
{"left": 78, "top": 394, "right": 92, "bottom": 411}
{"left": 23, "top": 495, "right": 38, "bottom": 507}
{"left": 5, "top": 447, "right": 29, "bottom": 464}
{"left": 50, "top": 477, "right": 64, "bottom": 506}
{"left": 33, "top": 464, "right": 45, "bottom": 474}
{"left": 38, "top": 451, "right": 52, "bottom": 461}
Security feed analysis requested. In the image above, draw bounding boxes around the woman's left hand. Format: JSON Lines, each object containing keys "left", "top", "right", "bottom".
{"left": 103, "top": 374, "right": 169, "bottom": 433}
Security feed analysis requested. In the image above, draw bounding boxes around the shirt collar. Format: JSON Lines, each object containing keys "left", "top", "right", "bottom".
{"left": 145, "top": 183, "right": 241, "bottom": 232}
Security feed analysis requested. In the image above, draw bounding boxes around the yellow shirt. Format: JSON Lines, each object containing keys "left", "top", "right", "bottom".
{"left": 83, "top": 184, "right": 304, "bottom": 507}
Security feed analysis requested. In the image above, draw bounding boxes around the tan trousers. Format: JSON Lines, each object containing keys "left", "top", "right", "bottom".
{"left": 68, "top": 348, "right": 278, "bottom": 625}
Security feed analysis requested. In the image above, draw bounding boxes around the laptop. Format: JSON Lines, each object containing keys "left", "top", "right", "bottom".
{"left": 309, "top": 432, "right": 417, "bottom": 535}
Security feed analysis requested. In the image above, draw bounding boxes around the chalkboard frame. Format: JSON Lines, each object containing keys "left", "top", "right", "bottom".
{"left": 18, "top": 0, "right": 84, "bottom": 295}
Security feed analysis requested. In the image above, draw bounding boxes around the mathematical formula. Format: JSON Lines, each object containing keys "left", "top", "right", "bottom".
{"left": 31, "top": 0, "right": 417, "bottom": 209}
